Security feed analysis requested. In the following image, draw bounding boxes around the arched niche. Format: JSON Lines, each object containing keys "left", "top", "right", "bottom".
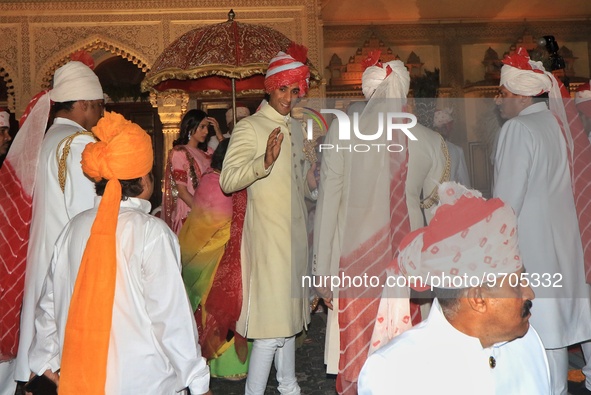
{"left": 35, "top": 37, "right": 150, "bottom": 91}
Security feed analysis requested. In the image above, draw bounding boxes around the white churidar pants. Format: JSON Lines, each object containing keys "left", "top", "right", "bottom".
{"left": 546, "top": 347, "right": 568, "bottom": 395}
{"left": 244, "top": 336, "right": 300, "bottom": 395}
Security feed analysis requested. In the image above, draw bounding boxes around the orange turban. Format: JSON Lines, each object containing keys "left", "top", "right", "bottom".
{"left": 60, "top": 111, "right": 153, "bottom": 395}
{"left": 82, "top": 111, "right": 153, "bottom": 181}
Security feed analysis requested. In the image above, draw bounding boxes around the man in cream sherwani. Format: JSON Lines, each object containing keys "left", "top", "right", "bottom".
{"left": 220, "top": 47, "right": 317, "bottom": 395}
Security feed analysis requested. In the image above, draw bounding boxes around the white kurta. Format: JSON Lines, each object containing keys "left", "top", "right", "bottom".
{"left": 28, "top": 197, "right": 210, "bottom": 395}
{"left": 446, "top": 140, "right": 471, "bottom": 187}
{"left": 493, "top": 102, "right": 591, "bottom": 348}
{"left": 15, "top": 117, "right": 96, "bottom": 381}
{"left": 358, "top": 299, "right": 551, "bottom": 395}
{"left": 220, "top": 103, "right": 311, "bottom": 339}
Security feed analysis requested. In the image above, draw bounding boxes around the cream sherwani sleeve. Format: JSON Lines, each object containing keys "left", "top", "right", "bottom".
{"left": 220, "top": 118, "right": 270, "bottom": 194}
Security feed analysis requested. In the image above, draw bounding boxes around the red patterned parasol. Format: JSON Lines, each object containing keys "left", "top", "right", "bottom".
{"left": 141, "top": 10, "right": 321, "bottom": 111}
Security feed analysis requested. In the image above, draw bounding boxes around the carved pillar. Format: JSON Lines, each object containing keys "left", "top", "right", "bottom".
{"left": 150, "top": 90, "right": 189, "bottom": 184}
{"left": 439, "top": 28, "right": 464, "bottom": 88}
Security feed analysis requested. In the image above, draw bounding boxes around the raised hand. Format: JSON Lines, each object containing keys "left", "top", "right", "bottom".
{"left": 264, "top": 127, "right": 283, "bottom": 169}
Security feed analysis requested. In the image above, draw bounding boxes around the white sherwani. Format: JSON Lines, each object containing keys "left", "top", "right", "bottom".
{"left": 358, "top": 299, "right": 551, "bottom": 395}
{"left": 28, "top": 197, "right": 210, "bottom": 395}
{"left": 15, "top": 118, "right": 96, "bottom": 381}
{"left": 312, "top": 117, "right": 448, "bottom": 373}
{"left": 220, "top": 103, "right": 311, "bottom": 339}
{"left": 494, "top": 102, "right": 591, "bottom": 348}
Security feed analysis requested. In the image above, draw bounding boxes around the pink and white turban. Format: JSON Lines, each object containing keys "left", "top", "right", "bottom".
{"left": 264, "top": 43, "right": 310, "bottom": 98}
{"left": 0, "top": 111, "right": 9, "bottom": 128}
{"left": 576, "top": 81, "right": 591, "bottom": 118}
{"left": 433, "top": 108, "right": 453, "bottom": 129}
{"left": 226, "top": 106, "right": 250, "bottom": 125}
{"left": 500, "top": 47, "right": 552, "bottom": 97}
{"left": 398, "top": 182, "right": 522, "bottom": 290}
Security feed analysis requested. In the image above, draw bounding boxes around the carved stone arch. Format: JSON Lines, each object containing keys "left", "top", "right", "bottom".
{"left": 36, "top": 36, "right": 151, "bottom": 90}
{"left": 0, "top": 65, "right": 17, "bottom": 113}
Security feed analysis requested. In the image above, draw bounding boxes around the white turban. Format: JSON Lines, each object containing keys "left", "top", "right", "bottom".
{"left": 0, "top": 111, "right": 9, "bottom": 128}
{"left": 49, "top": 61, "right": 103, "bottom": 102}
{"left": 433, "top": 108, "right": 453, "bottom": 129}
{"left": 500, "top": 60, "right": 552, "bottom": 96}
{"left": 361, "top": 60, "right": 410, "bottom": 100}
{"left": 226, "top": 106, "right": 250, "bottom": 125}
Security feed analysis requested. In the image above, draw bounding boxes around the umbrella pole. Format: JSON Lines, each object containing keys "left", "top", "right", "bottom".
{"left": 232, "top": 78, "right": 237, "bottom": 126}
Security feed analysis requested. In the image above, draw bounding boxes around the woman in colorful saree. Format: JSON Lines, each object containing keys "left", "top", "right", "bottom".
{"left": 179, "top": 139, "right": 250, "bottom": 380}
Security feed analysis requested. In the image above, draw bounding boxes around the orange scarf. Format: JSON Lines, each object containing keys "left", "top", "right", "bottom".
{"left": 59, "top": 111, "right": 152, "bottom": 394}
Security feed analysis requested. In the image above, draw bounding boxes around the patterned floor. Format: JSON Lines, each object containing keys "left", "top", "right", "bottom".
{"left": 209, "top": 310, "right": 337, "bottom": 395}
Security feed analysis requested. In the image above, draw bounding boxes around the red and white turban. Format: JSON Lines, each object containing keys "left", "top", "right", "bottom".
{"left": 576, "top": 81, "right": 591, "bottom": 118}
{"left": 398, "top": 182, "right": 522, "bottom": 290}
{"left": 500, "top": 47, "right": 572, "bottom": 155}
{"left": 264, "top": 43, "right": 310, "bottom": 98}
{"left": 500, "top": 47, "right": 552, "bottom": 97}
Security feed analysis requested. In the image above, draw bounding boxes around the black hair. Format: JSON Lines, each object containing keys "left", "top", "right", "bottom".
{"left": 52, "top": 100, "right": 76, "bottom": 114}
{"left": 211, "top": 139, "right": 230, "bottom": 171}
{"left": 173, "top": 109, "right": 210, "bottom": 152}
{"left": 533, "top": 91, "right": 550, "bottom": 105}
{"left": 95, "top": 177, "right": 144, "bottom": 200}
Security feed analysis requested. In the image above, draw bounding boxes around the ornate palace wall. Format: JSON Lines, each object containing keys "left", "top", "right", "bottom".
{"left": 0, "top": 0, "right": 323, "bottom": 115}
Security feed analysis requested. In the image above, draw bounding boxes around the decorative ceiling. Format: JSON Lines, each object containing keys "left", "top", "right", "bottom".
{"left": 321, "top": 0, "right": 591, "bottom": 24}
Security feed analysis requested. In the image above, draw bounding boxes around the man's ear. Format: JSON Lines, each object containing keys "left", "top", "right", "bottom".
{"left": 137, "top": 173, "right": 153, "bottom": 200}
{"left": 465, "top": 286, "right": 488, "bottom": 313}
